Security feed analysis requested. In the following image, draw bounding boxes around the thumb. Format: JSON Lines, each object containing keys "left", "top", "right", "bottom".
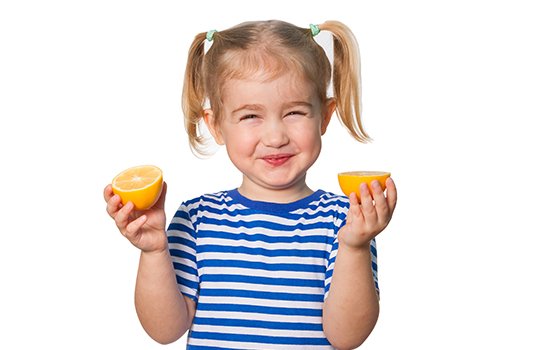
{"left": 152, "top": 181, "right": 168, "bottom": 210}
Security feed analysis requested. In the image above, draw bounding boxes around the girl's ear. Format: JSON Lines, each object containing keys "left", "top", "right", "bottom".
{"left": 321, "top": 98, "right": 336, "bottom": 135}
{"left": 203, "top": 109, "right": 225, "bottom": 145}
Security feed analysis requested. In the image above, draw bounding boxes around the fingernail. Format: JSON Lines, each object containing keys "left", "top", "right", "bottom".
{"left": 372, "top": 180, "right": 380, "bottom": 188}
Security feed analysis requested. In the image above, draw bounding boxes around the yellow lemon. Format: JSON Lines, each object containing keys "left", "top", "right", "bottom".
{"left": 112, "top": 165, "right": 163, "bottom": 210}
{"left": 338, "top": 171, "right": 391, "bottom": 200}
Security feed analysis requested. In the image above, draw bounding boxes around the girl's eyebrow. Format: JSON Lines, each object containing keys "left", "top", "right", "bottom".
{"left": 284, "top": 101, "right": 313, "bottom": 109}
{"left": 231, "top": 101, "right": 313, "bottom": 116}
{"left": 231, "top": 104, "right": 264, "bottom": 116}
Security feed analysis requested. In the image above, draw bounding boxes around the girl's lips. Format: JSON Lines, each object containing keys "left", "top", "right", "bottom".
{"left": 262, "top": 154, "right": 293, "bottom": 166}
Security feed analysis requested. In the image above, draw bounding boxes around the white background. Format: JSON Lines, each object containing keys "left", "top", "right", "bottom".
{"left": 1, "top": 0, "right": 549, "bottom": 348}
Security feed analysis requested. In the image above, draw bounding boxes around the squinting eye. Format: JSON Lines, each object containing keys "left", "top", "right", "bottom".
{"left": 288, "top": 111, "right": 306, "bottom": 116}
{"left": 240, "top": 115, "right": 259, "bottom": 120}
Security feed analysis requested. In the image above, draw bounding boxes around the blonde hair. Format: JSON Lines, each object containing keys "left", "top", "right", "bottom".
{"left": 182, "top": 20, "right": 371, "bottom": 156}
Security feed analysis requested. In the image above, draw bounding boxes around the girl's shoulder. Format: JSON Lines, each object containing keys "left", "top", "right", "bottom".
{"left": 176, "top": 189, "right": 245, "bottom": 214}
{"left": 314, "top": 190, "right": 350, "bottom": 207}
{"left": 295, "top": 190, "right": 350, "bottom": 222}
{"left": 170, "top": 189, "right": 244, "bottom": 228}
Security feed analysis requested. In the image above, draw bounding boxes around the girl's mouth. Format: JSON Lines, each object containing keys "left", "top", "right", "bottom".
{"left": 262, "top": 154, "right": 293, "bottom": 166}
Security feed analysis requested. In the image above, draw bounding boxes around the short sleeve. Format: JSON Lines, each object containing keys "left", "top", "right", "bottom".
{"left": 166, "top": 203, "right": 199, "bottom": 302}
{"left": 324, "top": 235, "right": 338, "bottom": 300}
{"left": 370, "top": 238, "right": 379, "bottom": 293}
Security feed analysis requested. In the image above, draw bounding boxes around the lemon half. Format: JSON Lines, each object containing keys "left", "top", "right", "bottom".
{"left": 112, "top": 165, "right": 163, "bottom": 210}
{"left": 338, "top": 171, "right": 391, "bottom": 200}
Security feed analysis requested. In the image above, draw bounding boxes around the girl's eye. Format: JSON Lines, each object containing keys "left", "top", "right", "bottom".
{"left": 288, "top": 111, "right": 306, "bottom": 116}
{"left": 240, "top": 115, "right": 259, "bottom": 121}
{"left": 286, "top": 111, "right": 307, "bottom": 119}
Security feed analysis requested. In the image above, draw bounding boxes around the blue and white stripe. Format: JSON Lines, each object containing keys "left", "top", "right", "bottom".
{"left": 167, "top": 189, "right": 378, "bottom": 349}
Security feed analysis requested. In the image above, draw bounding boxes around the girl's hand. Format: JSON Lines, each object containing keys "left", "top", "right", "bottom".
{"left": 104, "top": 182, "right": 168, "bottom": 254}
{"left": 338, "top": 178, "right": 397, "bottom": 250}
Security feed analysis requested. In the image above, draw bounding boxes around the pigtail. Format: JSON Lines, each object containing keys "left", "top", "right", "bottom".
{"left": 182, "top": 32, "right": 208, "bottom": 156}
{"left": 318, "top": 21, "right": 372, "bottom": 143}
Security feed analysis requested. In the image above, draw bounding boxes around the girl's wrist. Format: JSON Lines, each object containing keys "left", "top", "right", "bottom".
{"left": 338, "top": 240, "right": 373, "bottom": 259}
{"left": 140, "top": 240, "right": 170, "bottom": 257}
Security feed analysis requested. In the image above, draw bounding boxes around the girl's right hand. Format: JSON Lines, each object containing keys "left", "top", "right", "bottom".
{"left": 104, "top": 182, "right": 168, "bottom": 254}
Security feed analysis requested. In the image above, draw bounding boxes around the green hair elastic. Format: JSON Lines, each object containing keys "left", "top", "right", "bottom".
{"left": 309, "top": 23, "right": 320, "bottom": 37}
{"left": 206, "top": 29, "right": 217, "bottom": 42}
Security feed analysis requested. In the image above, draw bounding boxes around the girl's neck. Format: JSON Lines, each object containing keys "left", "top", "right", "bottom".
{"left": 238, "top": 177, "right": 314, "bottom": 204}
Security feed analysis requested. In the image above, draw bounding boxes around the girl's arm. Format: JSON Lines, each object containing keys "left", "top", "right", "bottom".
{"left": 105, "top": 184, "right": 196, "bottom": 344}
{"left": 323, "top": 179, "right": 397, "bottom": 350}
{"left": 135, "top": 248, "right": 196, "bottom": 344}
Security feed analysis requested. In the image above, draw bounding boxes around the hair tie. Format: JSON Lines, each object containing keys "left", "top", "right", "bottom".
{"left": 309, "top": 24, "right": 320, "bottom": 37}
{"left": 206, "top": 29, "right": 217, "bottom": 42}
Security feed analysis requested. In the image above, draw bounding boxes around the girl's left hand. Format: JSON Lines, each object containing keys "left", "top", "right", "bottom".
{"left": 338, "top": 178, "right": 397, "bottom": 250}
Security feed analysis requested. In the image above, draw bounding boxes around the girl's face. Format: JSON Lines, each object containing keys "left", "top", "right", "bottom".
{"left": 204, "top": 72, "right": 335, "bottom": 203}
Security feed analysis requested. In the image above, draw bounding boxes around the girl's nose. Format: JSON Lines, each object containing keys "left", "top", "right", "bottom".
{"left": 262, "top": 119, "right": 290, "bottom": 148}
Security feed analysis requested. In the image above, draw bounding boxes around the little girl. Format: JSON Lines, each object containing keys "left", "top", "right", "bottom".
{"left": 105, "top": 20, "right": 397, "bottom": 350}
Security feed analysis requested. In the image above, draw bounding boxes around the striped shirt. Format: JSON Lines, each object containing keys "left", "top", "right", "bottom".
{"left": 167, "top": 189, "right": 378, "bottom": 350}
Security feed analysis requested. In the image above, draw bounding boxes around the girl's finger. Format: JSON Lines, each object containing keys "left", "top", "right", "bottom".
{"left": 103, "top": 184, "right": 114, "bottom": 203}
{"left": 114, "top": 201, "right": 135, "bottom": 233}
{"left": 347, "top": 192, "right": 362, "bottom": 224}
{"left": 359, "top": 182, "right": 375, "bottom": 216}
{"left": 370, "top": 180, "right": 386, "bottom": 206}
{"left": 106, "top": 193, "right": 122, "bottom": 218}
{"left": 152, "top": 182, "right": 168, "bottom": 210}
{"left": 125, "top": 215, "right": 147, "bottom": 239}
{"left": 370, "top": 180, "right": 390, "bottom": 222}
{"left": 385, "top": 177, "right": 398, "bottom": 216}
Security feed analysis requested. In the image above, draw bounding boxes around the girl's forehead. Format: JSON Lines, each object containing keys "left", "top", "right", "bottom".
{"left": 222, "top": 72, "right": 316, "bottom": 102}
{"left": 225, "top": 57, "right": 300, "bottom": 82}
